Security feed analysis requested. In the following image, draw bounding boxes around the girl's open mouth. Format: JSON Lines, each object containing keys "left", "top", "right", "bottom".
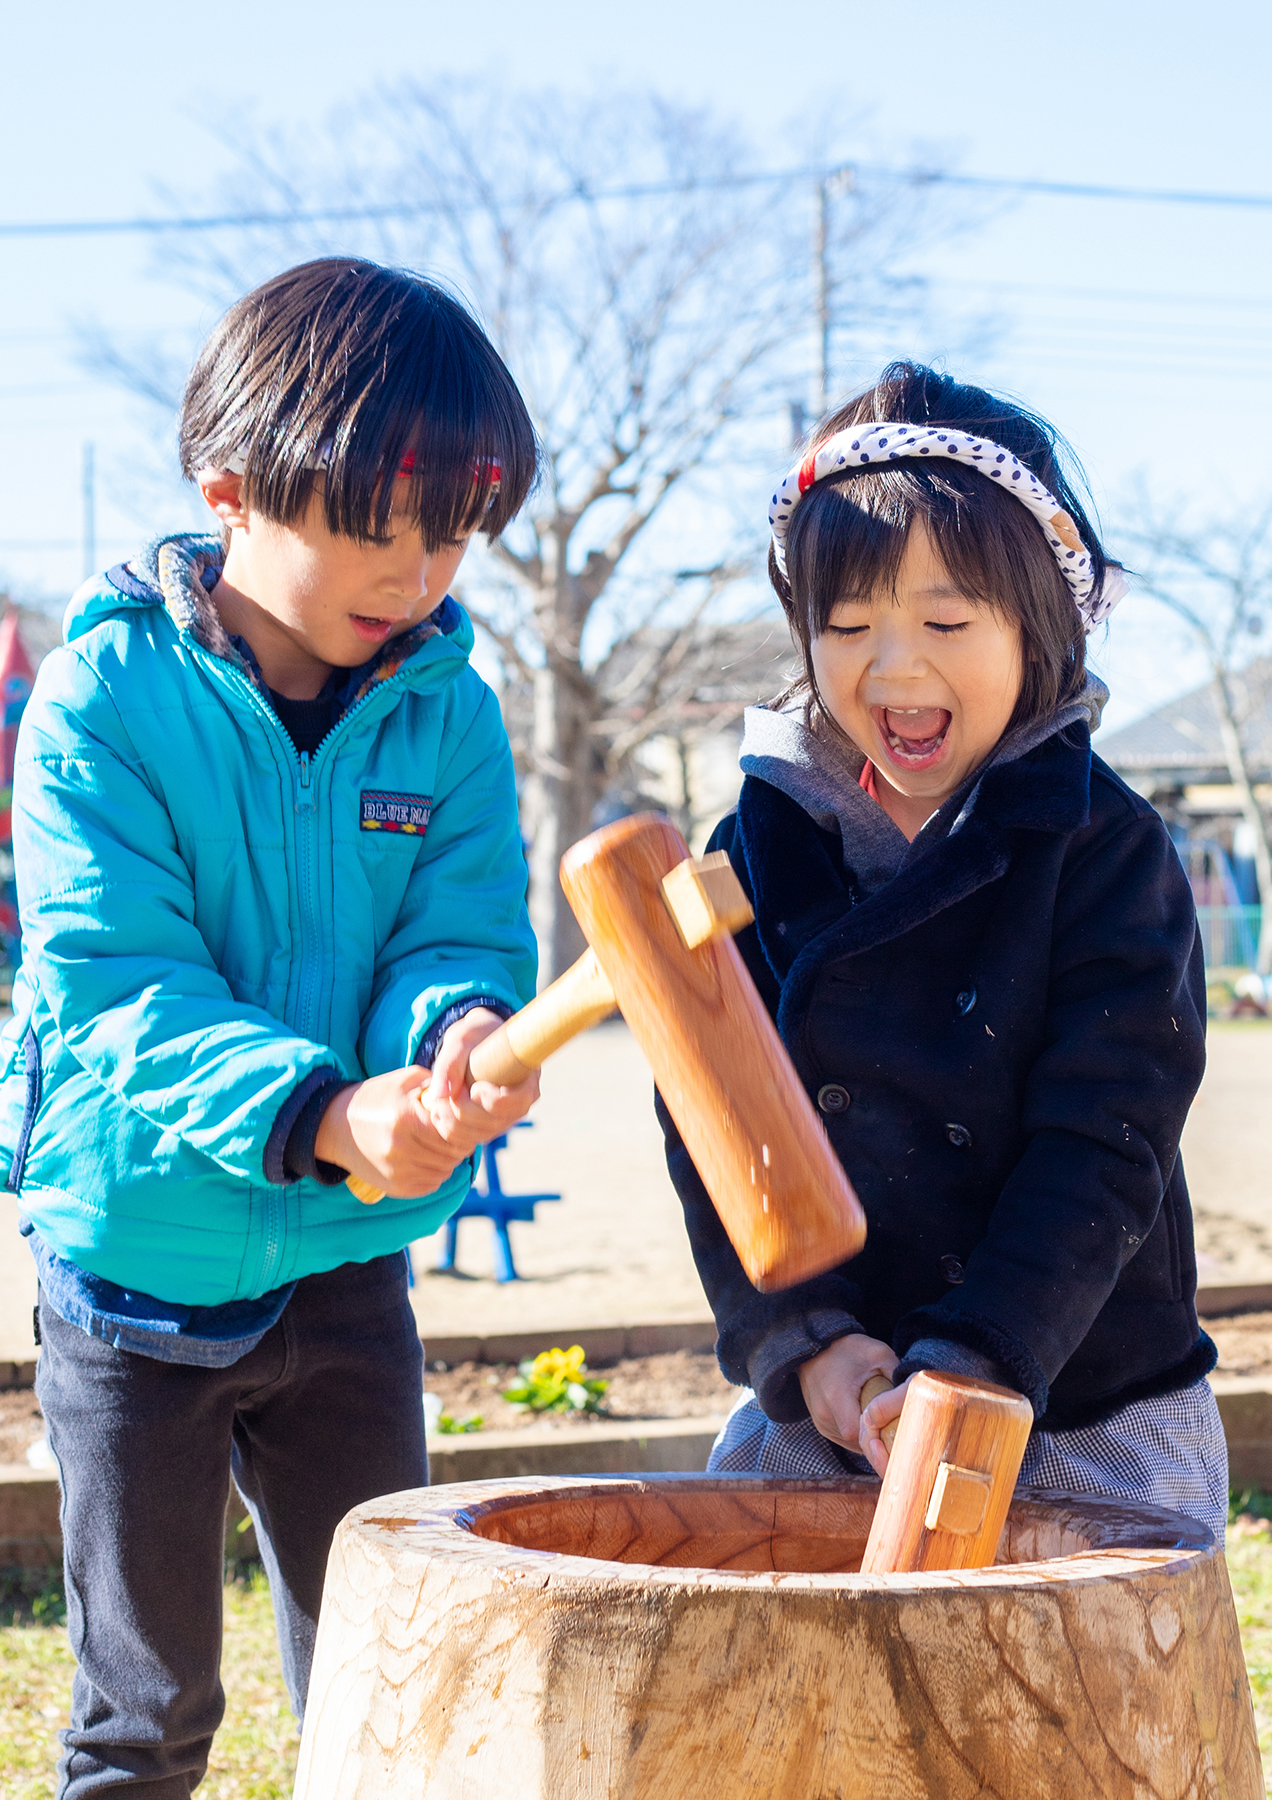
{"left": 872, "top": 705, "right": 952, "bottom": 772}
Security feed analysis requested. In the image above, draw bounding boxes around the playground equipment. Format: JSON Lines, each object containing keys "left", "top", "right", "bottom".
{"left": 433, "top": 1125, "right": 560, "bottom": 1283}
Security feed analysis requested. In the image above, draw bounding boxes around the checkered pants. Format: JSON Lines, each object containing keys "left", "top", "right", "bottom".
{"left": 709, "top": 1377, "right": 1229, "bottom": 1545}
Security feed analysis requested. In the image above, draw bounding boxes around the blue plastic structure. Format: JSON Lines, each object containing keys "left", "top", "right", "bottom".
{"left": 435, "top": 1124, "right": 561, "bottom": 1283}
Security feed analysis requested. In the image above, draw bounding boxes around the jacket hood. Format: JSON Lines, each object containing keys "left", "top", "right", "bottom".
{"left": 63, "top": 533, "right": 476, "bottom": 694}
{"left": 739, "top": 674, "right": 1108, "bottom": 895}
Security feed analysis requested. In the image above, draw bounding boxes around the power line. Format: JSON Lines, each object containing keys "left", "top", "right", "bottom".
{"left": 5, "top": 163, "right": 1272, "bottom": 241}
{"left": 949, "top": 279, "right": 1272, "bottom": 312}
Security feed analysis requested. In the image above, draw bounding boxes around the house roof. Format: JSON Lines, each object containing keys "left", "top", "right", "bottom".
{"left": 1097, "top": 656, "right": 1272, "bottom": 783}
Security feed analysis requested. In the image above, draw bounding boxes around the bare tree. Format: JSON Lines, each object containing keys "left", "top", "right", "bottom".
{"left": 86, "top": 84, "right": 973, "bottom": 978}
{"left": 1120, "top": 493, "right": 1272, "bottom": 972}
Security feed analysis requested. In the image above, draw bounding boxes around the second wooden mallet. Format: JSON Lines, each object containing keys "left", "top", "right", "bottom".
{"left": 347, "top": 812, "right": 867, "bottom": 1293}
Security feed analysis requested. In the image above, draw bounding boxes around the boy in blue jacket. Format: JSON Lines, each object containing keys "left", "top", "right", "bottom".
{"left": 0, "top": 257, "right": 540, "bottom": 1796}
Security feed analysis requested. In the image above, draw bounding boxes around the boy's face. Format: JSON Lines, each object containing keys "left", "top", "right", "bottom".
{"left": 809, "top": 519, "right": 1024, "bottom": 816}
{"left": 200, "top": 471, "right": 472, "bottom": 681}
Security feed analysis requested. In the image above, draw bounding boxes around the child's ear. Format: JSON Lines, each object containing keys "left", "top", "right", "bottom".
{"left": 197, "top": 470, "right": 249, "bottom": 530}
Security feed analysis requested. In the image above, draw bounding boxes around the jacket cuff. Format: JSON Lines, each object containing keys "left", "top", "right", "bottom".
{"left": 894, "top": 1308, "right": 1050, "bottom": 1417}
{"left": 418, "top": 996, "right": 515, "bottom": 1069}
{"left": 893, "top": 1335, "right": 1023, "bottom": 1402}
{"left": 264, "top": 1070, "right": 349, "bottom": 1186}
{"left": 747, "top": 1309, "right": 862, "bottom": 1422}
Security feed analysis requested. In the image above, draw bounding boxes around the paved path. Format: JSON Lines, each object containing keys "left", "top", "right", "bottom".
{"left": 1, "top": 1017, "right": 1268, "bottom": 1363}
{"left": 1182, "top": 1021, "right": 1272, "bottom": 1282}
{"left": 406, "top": 1020, "right": 706, "bottom": 1341}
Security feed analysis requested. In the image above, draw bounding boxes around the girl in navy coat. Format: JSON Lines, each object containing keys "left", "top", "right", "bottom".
{"left": 662, "top": 363, "right": 1226, "bottom": 1540}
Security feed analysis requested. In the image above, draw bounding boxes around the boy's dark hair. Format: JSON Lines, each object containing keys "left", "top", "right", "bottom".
{"left": 180, "top": 258, "right": 537, "bottom": 547}
{"left": 772, "top": 362, "right": 1107, "bottom": 732}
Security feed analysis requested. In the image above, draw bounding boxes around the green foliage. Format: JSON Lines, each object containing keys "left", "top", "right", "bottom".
{"left": 2, "top": 1538, "right": 1271, "bottom": 1794}
{"left": 434, "top": 1411, "right": 483, "bottom": 1435}
{"left": 502, "top": 1344, "right": 609, "bottom": 1415}
{"left": 1233, "top": 1487, "right": 1272, "bottom": 1526}
{"left": 0, "top": 1569, "right": 66, "bottom": 1629}
{"left": 1227, "top": 1501, "right": 1272, "bottom": 1788}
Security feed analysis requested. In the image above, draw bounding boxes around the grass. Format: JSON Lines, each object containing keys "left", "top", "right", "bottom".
{"left": 0, "top": 1566, "right": 299, "bottom": 1799}
{"left": 1231, "top": 1496, "right": 1272, "bottom": 1792}
{"left": 4, "top": 1516, "right": 1272, "bottom": 1796}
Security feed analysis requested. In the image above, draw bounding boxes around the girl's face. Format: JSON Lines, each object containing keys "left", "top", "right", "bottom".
{"left": 809, "top": 519, "right": 1024, "bottom": 839}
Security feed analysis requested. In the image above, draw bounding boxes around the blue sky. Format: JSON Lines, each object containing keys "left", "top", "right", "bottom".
{"left": 2, "top": 0, "right": 1271, "bottom": 731}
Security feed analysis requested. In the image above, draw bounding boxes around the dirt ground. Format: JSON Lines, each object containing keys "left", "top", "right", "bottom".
{"left": 3, "top": 1020, "right": 1270, "bottom": 1364}
{"left": 421, "top": 1347, "right": 735, "bottom": 1431}
{"left": 0, "top": 1385, "right": 41, "bottom": 1462}
{"left": 0, "top": 1349, "right": 734, "bottom": 1458}
{"left": 4, "top": 1313, "right": 1272, "bottom": 1459}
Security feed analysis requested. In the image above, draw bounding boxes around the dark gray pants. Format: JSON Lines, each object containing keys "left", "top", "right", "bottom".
{"left": 35, "top": 1254, "right": 427, "bottom": 1798}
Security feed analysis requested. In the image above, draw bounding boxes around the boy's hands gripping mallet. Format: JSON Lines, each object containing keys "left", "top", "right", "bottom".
{"left": 348, "top": 812, "right": 866, "bottom": 1293}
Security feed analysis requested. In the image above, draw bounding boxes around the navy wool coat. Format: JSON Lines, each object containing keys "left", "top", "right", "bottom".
{"left": 659, "top": 726, "right": 1215, "bottom": 1432}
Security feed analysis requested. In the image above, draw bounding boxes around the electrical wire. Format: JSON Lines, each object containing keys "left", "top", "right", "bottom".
{"left": 5, "top": 162, "right": 1272, "bottom": 240}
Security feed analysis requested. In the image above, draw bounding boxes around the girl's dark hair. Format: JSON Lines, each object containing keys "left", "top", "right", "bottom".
{"left": 180, "top": 258, "right": 537, "bottom": 546}
{"left": 772, "top": 362, "right": 1106, "bottom": 731}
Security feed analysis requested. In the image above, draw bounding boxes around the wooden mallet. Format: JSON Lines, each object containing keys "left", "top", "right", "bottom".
{"left": 347, "top": 812, "right": 866, "bottom": 1292}
{"left": 855, "top": 1369, "right": 1034, "bottom": 1574}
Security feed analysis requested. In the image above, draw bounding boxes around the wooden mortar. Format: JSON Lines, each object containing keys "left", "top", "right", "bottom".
{"left": 294, "top": 1473, "right": 1260, "bottom": 1800}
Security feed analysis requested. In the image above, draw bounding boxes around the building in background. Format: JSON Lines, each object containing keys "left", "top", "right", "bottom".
{"left": 499, "top": 617, "right": 799, "bottom": 853}
{"left": 1099, "top": 657, "right": 1271, "bottom": 973}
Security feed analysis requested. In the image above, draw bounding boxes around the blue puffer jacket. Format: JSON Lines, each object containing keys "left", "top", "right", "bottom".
{"left": 0, "top": 535, "right": 536, "bottom": 1305}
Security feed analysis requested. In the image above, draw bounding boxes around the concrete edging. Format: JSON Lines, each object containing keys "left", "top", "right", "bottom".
{"left": 1197, "top": 1283, "right": 1272, "bottom": 1318}
{"left": 6, "top": 1297, "right": 1272, "bottom": 1567}
{"left": 0, "top": 1416, "right": 729, "bottom": 1569}
{"left": 8, "top": 1383, "right": 1272, "bottom": 1567}
{"left": 1211, "top": 1376, "right": 1272, "bottom": 1489}
{"left": 422, "top": 1319, "right": 718, "bottom": 1368}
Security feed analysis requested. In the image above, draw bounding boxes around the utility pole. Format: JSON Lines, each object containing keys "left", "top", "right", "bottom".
{"left": 81, "top": 442, "right": 96, "bottom": 580}
{"left": 813, "top": 166, "right": 856, "bottom": 417}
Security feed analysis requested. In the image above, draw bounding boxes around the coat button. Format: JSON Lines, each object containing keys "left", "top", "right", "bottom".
{"left": 955, "top": 986, "right": 977, "bottom": 1015}
{"left": 940, "top": 1254, "right": 965, "bottom": 1284}
{"left": 946, "top": 1122, "right": 973, "bottom": 1148}
{"left": 817, "top": 1084, "right": 851, "bottom": 1115}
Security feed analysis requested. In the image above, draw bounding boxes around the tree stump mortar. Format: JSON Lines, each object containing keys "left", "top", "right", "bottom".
{"left": 295, "top": 1473, "right": 1260, "bottom": 1799}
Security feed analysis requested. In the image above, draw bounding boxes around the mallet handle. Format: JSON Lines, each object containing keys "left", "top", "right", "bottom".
{"left": 858, "top": 1373, "right": 899, "bottom": 1453}
{"left": 346, "top": 949, "right": 616, "bottom": 1205}
{"left": 475, "top": 948, "right": 616, "bottom": 1087}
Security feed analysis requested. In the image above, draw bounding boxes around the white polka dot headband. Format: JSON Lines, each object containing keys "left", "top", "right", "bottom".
{"left": 769, "top": 424, "right": 1127, "bottom": 629}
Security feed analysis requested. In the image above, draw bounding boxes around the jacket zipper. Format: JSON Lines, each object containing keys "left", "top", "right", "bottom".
{"left": 294, "top": 751, "right": 319, "bottom": 1040}
{"left": 211, "top": 663, "right": 426, "bottom": 1295}
{"left": 251, "top": 748, "right": 320, "bottom": 1293}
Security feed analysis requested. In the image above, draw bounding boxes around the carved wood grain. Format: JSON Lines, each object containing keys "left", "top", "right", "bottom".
{"left": 294, "top": 1474, "right": 1262, "bottom": 1800}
